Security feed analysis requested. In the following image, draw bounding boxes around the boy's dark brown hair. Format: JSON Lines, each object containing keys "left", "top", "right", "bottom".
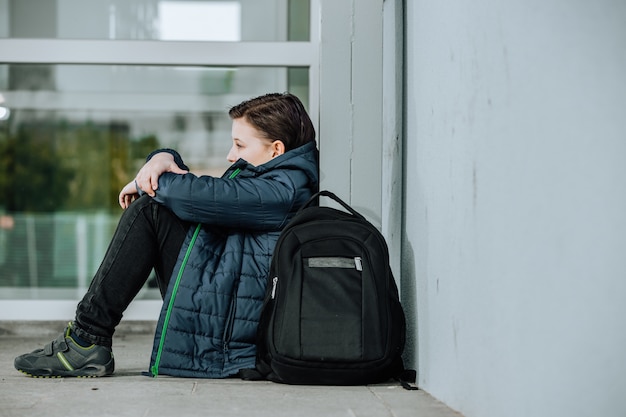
{"left": 229, "top": 93, "right": 316, "bottom": 152}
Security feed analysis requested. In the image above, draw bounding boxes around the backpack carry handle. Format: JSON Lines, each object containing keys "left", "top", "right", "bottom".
{"left": 301, "top": 190, "right": 366, "bottom": 221}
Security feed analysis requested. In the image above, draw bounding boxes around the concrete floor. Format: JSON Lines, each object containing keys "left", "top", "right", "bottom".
{"left": 0, "top": 321, "right": 462, "bottom": 417}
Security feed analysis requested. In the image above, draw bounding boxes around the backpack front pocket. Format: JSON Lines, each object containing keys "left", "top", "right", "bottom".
{"left": 299, "top": 256, "right": 363, "bottom": 361}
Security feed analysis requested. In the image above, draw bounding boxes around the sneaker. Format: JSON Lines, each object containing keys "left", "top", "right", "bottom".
{"left": 14, "top": 323, "right": 115, "bottom": 378}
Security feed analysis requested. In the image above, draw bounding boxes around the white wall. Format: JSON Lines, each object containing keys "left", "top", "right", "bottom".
{"left": 403, "top": 1, "right": 626, "bottom": 417}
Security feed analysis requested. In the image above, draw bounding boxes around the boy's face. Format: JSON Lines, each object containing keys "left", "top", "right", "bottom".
{"left": 227, "top": 118, "right": 281, "bottom": 167}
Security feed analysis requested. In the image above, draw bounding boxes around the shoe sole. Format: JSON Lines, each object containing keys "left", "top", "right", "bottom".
{"left": 16, "top": 360, "right": 115, "bottom": 378}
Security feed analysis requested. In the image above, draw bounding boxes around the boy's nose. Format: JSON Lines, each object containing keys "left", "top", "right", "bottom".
{"left": 227, "top": 147, "right": 237, "bottom": 163}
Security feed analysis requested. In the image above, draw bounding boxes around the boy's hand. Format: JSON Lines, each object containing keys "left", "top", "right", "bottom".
{"left": 134, "top": 152, "right": 189, "bottom": 197}
{"left": 118, "top": 180, "right": 139, "bottom": 209}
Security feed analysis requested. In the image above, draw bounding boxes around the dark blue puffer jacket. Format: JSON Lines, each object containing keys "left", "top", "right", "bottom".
{"left": 148, "top": 142, "right": 318, "bottom": 378}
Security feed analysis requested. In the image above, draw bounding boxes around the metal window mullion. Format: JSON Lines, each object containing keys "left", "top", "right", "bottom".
{"left": 0, "top": 39, "right": 316, "bottom": 67}
{"left": 307, "top": 0, "right": 322, "bottom": 134}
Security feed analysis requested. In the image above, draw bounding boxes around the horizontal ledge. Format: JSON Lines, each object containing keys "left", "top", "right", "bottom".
{"left": 3, "top": 91, "right": 257, "bottom": 112}
{"left": 0, "top": 39, "right": 317, "bottom": 67}
{"left": 0, "top": 300, "right": 162, "bottom": 321}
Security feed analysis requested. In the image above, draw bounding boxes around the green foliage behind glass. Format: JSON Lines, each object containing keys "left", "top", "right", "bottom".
{"left": 0, "top": 117, "right": 160, "bottom": 213}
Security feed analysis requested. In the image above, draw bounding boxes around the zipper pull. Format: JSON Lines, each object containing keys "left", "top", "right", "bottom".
{"left": 354, "top": 257, "right": 363, "bottom": 271}
{"left": 271, "top": 277, "right": 279, "bottom": 299}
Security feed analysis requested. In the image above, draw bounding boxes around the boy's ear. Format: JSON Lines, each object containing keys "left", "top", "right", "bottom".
{"left": 271, "top": 140, "right": 286, "bottom": 157}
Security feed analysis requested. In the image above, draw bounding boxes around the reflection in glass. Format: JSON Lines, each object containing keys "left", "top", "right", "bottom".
{"left": 0, "top": 0, "right": 309, "bottom": 42}
{"left": 0, "top": 63, "right": 309, "bottom": 299}
{"left": 159, "top": 1, "right": 241, "bottom": 41}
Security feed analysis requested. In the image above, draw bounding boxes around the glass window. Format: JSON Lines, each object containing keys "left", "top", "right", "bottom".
{"left": 0, "top": 0, "right": 310, "bottom": 42}
{"left": 0, "top": 63, "right": 309, "bottom": 300}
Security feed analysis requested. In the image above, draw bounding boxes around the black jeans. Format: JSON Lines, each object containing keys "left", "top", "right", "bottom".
{"left": 73, "top": 195, "right": 191, "bottom": 347}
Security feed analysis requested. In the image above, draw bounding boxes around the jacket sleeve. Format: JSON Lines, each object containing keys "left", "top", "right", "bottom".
{"left": 146, "top": 148, "right": 190, "bottom": 171}
{"left": 150, "top": 169, "right": 310, "bottom": 231}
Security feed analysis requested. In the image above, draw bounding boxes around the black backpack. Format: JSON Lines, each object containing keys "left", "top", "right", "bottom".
{"left": 241, "top": 190, "right": 416, "bottom": 389}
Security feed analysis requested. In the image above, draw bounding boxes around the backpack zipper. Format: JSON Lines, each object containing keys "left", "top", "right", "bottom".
{"left": 151, "top": 223, "right": 202, "bottom": 377}
{"left": 354, "top": 257, "right": 363, "bottom": 271}
{"left": 270, "top": 277, "right": 279, "bottom": 299}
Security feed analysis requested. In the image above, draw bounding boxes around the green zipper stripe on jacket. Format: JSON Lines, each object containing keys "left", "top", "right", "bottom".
{"left": 151, "top": 223, "right": 202, "bottom": 377}
{"left": 229, "top": 168, "right": 241, "bottom": 179}
{"left": 151, "top": 167, "right": 240, "bottom": 376}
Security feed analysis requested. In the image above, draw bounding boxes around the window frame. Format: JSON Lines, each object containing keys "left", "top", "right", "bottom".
{"left": 0, "top": 0, "right": 395, "bottom": 320}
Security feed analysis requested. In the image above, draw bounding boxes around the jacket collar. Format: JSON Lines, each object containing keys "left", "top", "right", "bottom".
{"left": 224, "top": 142, "right": 318, "bottom": 180}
